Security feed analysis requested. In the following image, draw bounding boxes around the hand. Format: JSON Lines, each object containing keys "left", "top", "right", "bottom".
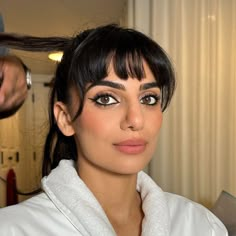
{"left": 0, "top": 55, "right": 28, "bottom": 119}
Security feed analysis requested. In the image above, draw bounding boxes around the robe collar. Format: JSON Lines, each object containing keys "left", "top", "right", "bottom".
{"left": 42, "top": 160, "right": 170, "bottom": 236}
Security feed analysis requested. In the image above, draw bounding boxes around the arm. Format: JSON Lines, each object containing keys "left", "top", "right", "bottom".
{"left": 0, "top": 55, "right": 30, "bottom": 119}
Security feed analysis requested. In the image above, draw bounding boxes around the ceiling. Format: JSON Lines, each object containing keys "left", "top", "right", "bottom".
{"left": 0, "top": 0, "right": 127, "bottom": 74}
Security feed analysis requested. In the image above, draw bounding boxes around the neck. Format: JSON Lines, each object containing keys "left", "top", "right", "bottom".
{"left": 77, "top": 161, "right": 142, "bottom": 224}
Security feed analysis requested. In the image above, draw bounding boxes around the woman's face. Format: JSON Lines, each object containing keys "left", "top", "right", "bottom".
{"left": 72, "top": 61, "right": 163, "bottom": 175}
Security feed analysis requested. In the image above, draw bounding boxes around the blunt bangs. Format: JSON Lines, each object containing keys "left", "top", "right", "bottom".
{"left": 64, "top": 24, "right": 175, "bottom": 116}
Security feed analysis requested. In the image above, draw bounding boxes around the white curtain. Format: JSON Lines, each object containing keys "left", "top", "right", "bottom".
{"left": 127, "top": 0, "right": 236, "bottom": 207}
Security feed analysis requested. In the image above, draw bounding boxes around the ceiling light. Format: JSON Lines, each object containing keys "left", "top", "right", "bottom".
{"left": 48, "top": 52, "right": 63, "bottom": 62}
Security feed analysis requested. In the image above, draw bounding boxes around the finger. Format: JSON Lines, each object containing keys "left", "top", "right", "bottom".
{"left": 0, "top": 65, "right": 27, "bottom": 106}
{"left": 0, "top": 65, "right": 17, "bottom": 108}
{"left": 0, "top": 56, "right": 28, "bottom": 114}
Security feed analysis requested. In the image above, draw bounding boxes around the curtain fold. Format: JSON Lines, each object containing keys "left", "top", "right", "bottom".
{"left": 128, "top": 0, "right": 236, "bottom": 207}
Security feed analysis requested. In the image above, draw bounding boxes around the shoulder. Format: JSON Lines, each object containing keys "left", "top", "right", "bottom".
{"left": 0, "top": 192, "right": 49, "bottom": 215}
{"left": 0, "top": 193, "right": 62, "bottom": 235}
{"left": 165, "top": 192, "right": 228, "bottom": 235}
{"left": 137, "top": 171, "right": 228, "bottom": 235}
{"left": 0, "top": 192, "right": 54, "bottom": 216}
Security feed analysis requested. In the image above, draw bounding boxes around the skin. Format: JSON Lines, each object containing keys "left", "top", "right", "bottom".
{"left": 0, "top": 56, "right": 27, "bottom": 119}
{"left": 54, "top": 61, "right": 163, "bottom": 236}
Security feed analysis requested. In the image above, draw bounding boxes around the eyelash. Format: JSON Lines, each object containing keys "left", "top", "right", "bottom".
{"left": 140, "top": 93, "right": 161, "bottom": 106}
{"left": 89, "top": 93, "right": 119, "bottom": 106}
{"left": 89, "top": 92, "right": 161, "bottom": 107}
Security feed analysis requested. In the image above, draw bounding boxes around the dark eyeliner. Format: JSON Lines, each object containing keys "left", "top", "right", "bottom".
{"left": 89, "top": 93, "right": 119, "bottom": 106}
{"left": 140, "top": 93, "right": 161, "bottom": 106}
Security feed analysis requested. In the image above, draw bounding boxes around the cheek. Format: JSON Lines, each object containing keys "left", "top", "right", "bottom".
{"left": 146, "top": 111, "right": 163, "bottom": 155}
{"left": 74, "top": 106, "right": 163, "bottom": 143}
{"left": 74, "top": 108, "right": 116, "bottom": 140}
{"left": 147, "top": 110, "right": 163, "bottom": 136}
{"left": 157, "top": 112, "right": 163, "bottom": 129}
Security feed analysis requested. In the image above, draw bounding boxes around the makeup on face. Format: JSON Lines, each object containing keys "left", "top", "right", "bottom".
{"left": 73, "top": 63, "right": 163, "bottom": 176}
{"left": 87, "top": 80, "right": 161, "bottom": 108}
{"left": 113, "top": 138, "right": 147, "bottom": 155}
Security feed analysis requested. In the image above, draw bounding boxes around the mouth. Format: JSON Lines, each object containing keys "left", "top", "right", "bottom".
{"left": 113, "top": 139, "right": 147, "bottom": 155}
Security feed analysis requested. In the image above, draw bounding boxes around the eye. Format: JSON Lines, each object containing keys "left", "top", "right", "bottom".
{"left": 89, "top": 93, "right": 119, "bottom": 106}
{"left": 140, "top": 94, "right": 160, "bottom": 106}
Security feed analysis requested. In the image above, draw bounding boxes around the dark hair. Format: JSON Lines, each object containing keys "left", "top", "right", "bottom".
{"left": 0, "top": 24, "right": 175, "bottom": 176}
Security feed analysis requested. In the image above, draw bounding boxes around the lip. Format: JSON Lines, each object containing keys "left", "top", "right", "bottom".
{"left": 113, "top": 139, "right": 147, "bottom": 154}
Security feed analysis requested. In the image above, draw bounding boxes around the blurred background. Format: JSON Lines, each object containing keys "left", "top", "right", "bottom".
{"left": 0, "top": 0, "right": 235, "bottom": 209}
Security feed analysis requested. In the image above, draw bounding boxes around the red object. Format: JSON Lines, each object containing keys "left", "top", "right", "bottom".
{"left": 6, "top": 168, "right": 18, "bottom": 206}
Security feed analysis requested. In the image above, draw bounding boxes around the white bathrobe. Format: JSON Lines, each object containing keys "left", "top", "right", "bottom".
{"left": 0, "top": 160, "right": 227, "bottom": 236}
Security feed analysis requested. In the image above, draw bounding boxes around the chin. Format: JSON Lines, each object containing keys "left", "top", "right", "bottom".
{"left": 113, "top": 159, "right": 151, "bottom": 175}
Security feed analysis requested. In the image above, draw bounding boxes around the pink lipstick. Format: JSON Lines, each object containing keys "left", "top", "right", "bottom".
{"left": 113, "top": 139, "right": 147, "bottom": 154}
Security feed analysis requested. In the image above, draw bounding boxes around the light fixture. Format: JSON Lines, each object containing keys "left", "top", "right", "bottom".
{"left": 48, "top": 51, "right": 63, "bottom": 62}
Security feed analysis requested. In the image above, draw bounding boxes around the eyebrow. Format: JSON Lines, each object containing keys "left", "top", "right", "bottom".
{"left": 140, "top": 82, "right": 159, "bottom": 90}
{"left": 86, "top": 80, "right": 159, "bottom": 92}
{"left": 87, "top": 80, "right": 125, "bottom": 91}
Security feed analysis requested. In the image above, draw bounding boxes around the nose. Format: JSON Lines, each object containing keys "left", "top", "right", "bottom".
{"left": 120, "top": 103, "right": 144, "bottom": 131}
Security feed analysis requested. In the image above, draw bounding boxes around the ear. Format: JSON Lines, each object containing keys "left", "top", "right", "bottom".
{"left": 54, "top": 102, "right": 75, "bottom": 136}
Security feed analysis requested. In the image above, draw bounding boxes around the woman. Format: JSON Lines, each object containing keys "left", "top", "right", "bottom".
{"left": 0, "top": 24, "right": 227, "bottom": 235}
